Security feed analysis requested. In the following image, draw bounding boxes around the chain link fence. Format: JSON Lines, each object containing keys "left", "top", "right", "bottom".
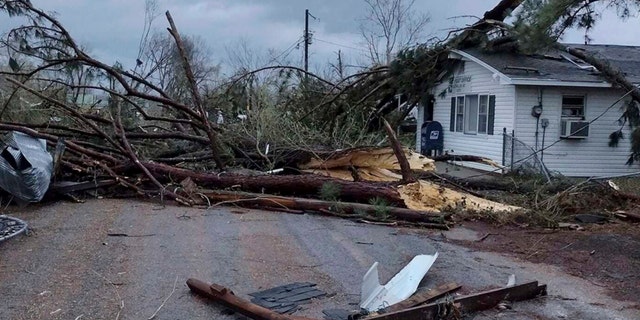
{"left": 502, "top": 128, "right": 551, "bottom": 182}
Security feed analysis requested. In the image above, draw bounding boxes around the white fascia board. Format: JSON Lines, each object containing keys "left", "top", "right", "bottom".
{"left": 510, "top": 78, "right": 612, "bottom": 88}
{"left": 450, "top": 49, "right": 513, "bottom": 84}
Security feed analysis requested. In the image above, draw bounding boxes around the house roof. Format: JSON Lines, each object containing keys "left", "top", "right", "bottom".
{"left": 458, "top": 43, "right": 640, "bottom": 87}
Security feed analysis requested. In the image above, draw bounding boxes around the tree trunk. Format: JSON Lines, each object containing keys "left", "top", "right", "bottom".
{"left": 564, "top": 46, "right": 640, "bottom": 103}
{"left": 201, "top": 190, "right": 447, "bottom": 224}
{"left": 141, "top": 162, "right": 406, "bottom": 206}
{"left": 382, "top": 117, "right": 415, "bottom": 182}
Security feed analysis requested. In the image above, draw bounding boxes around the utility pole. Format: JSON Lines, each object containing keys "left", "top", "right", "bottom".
{"left": 303, "top": 9, "right": 316, "bottom": 76}
{"left": 304, "top": 9, "right": 310, "bottom": 74}
{"left": 337, "top": 50, "right": 343, "bottom": 78}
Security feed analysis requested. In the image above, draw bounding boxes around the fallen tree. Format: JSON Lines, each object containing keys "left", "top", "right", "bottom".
{"left": 200, "top": 190, "right": 449, "bottom": 225}
{"left": 0, "top": 0, "right": 530, "bottom": 224}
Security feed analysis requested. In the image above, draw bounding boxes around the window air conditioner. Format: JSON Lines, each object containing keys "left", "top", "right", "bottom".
{"left": 560, "top": 120, "right": 589, "bottom": 138}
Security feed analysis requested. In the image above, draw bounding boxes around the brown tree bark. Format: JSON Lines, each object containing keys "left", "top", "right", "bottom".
{"left": 141, "top": 162, "right": 406, "bottom": 206}
{"left": 564, "top": 46, "right": 640, "bottom": 103}
{"left": 382, "top": 117, "right": 414, "bottom": 183}
{"left": 202, "top": 190, "right": 446, "bottom": 223}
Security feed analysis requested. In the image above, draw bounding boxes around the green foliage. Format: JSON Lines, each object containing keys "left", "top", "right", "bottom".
{"left": 368, "top": 196, "right": 390, "bottom": 220}
{"left": 628, "top": 128, "right": 640, "bottom": 165}
{"left": 513, "top": 0, "right": 640, "bottom": 53}
{"left": 609, "top": 130, "right": 623, "bottom": 147}
{"left": 614, "top": 99, "right": 640, "bottom": 164}
{"left": 319, "top": 182, "right": 341, "bottom": 202}
{"left": 389, "top": 43, "right": 449, "bottom": 106}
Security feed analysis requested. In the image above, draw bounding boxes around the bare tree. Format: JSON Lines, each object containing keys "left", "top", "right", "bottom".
{"left": 141, "top": 32, "right": 220, "bottom": 103}
{"left": 359, "top": 0, "right": 431, "bottom": 65}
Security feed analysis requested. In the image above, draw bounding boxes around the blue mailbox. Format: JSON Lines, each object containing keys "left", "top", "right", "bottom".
{"left": 421, "top": 121, "right": 443, "bottom": 156}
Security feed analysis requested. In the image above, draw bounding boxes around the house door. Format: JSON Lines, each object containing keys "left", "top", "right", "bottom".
{"left": 424, "top": 94, "right": 434, "bottom": 122}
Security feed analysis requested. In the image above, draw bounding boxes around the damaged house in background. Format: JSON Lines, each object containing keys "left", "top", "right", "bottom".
{"left": 416, "top": 44, "right": 640, "bottom": 177}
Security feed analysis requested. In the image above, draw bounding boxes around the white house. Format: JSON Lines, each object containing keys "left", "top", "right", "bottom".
{"left": 416, "top": 44, "right": 640, "bottom": 177}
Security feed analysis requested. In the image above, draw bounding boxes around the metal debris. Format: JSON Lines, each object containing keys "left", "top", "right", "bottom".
{"left": 0, "top": 214, "right": 28, "bottom": 242}
{"left": 0, "top": 131, "right": 53, "bottom": 202}
{"left": 360, "top": 253, "right": 439, "bottom": 312}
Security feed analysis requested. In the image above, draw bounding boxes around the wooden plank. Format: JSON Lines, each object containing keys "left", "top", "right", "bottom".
{"left": 386, "top": 282, "right": 461, "bottom": 312}
{"left": 368, "top": 281, "right": 547, "bottom": 320}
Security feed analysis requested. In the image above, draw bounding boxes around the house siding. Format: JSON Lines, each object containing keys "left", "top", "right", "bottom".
{"left": 417, "top": 59, "right": 515, "bottom": 166}
{"left": 514, "top": 86, "right": 637, "bottom": 177}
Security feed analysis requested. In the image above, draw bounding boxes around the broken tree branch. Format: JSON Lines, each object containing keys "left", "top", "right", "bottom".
{"left": 200, "top": 189, "right": 447, "bottom": 224}
{"left": 382, "top": 117, "right": 414, "bottom": 183}
{"left": 165, "top": 10, "right": 225, "bottom": 170}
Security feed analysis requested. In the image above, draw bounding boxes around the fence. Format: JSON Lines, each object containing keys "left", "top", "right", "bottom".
{"left": 502, "top": 128, "right": 551, "bottom": 182}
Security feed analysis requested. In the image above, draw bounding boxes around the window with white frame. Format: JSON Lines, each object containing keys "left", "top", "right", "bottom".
{"left": 455, "top": 96, "right": 464, "bottom": 132}
{"left": 478, "top": 95, "right": 489, "bottom": 134}
{"left": 450, "top": 94, "right": 494, "bottom": 134}
{"left": 561, "top": 95, "right": 585, "bottom": 119}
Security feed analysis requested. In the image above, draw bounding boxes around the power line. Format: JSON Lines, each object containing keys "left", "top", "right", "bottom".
{"left": 265, "top": 36, "right": 303, "bottom": 66}
{"left": 314, "top": 38, "right": 368, "bottom": 53}
{"left": 271, "top": 36, "right": 304, "bottom": 64}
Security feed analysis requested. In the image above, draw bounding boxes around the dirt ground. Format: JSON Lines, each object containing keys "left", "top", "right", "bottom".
{"left": 452, "top": 220, "right": 640, "bottom": 303}
{"left": 1, "top": 199, "right": 639, "bottom": 320}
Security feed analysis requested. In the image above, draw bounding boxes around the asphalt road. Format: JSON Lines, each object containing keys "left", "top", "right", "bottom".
{"left": 0, "top": 199, "right": 637, "bottom": 319}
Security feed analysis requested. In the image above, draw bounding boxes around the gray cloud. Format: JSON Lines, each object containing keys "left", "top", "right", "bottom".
{"left": 1, "top": 1, "right": 639, "bottom": 73}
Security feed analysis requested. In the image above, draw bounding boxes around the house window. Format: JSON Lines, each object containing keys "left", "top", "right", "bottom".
{"left": 478, "top": 95, "right": 489, "bottom": 134}
{"left": 450, "top": 94, "right": 494, "bottom": 134}
{"left": 465, "top": 95, "right": 479, "bottom": 133}
{"left": 455, "top": 96, "right": 464, "bottom": 132}
{"left": 561, "top": 95, "right": 585, "bottom": 119}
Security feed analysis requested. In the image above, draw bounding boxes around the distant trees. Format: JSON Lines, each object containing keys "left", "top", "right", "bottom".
{"left": 359, "top": 0, "right": 430, "bottom": 65}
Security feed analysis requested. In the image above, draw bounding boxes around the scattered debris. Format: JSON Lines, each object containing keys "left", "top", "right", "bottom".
{"left": 188, "top": 266, "right": 548, "bottom": 320}
{"left": 558, "top": 223, "right": 585, "bottom": 231}
{"left": 49, "top": 179, "right": 117, "bottom": 195}
{"left": 147, "top": 275, "right": 179, "bottom": 320}
{"left": 0, "top": 131, "right": 53, "bottom": 202}
{"left": 0, "top": 214, "right": 27, "bottom": 242}
{"left": 397, "top": 180, "right": 522, "bottom": 213}
{"left": 367, "top": 281, "right": 547, "bottom": 319}
{"left": 574, "top": 214, "right": 607, "bottom": 224}
{"left": 300, "top": 147, "right": 434, "bottom": 182}
{"left": 385, "top": 282, "right": 461, "bottom": 313}
{"left": 249, "top": 282, "right": 326, "bottom": 314}
{"left": 186, "top": 278, "right": 316, "bottom": 320}
{"left": 322, "top": 309, "right": 355, "bottom": 320}
{"left": 477, "top": 233, "right": 495, "bottom": 242}
{"left": 360, "top": 253, "right": 439, "bottom": 312}
{"left": 106, "top": 233, "right": 156, "bottom": 238}
{"left": 201, "top": 190, "right": 449, "bottom": 228}
{"left": 614, "top": 210, "right": 640, "bottom": 222}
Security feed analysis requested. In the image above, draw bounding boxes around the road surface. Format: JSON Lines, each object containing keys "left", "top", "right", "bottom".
{"left": 0, "top": 199, "right": 637, "bottom": 319}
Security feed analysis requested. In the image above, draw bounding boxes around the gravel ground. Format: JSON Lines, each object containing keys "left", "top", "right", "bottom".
{"left": 0, "top": 199, "right": 637, "bottom": 320}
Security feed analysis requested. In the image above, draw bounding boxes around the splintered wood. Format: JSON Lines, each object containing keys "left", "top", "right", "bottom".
{"left": 300, "top": 147, "right": 521, "bottom": 213}
{"left": 300, "top": 147, "right": 434, "bottom": 182}
{"left": 397, "top": 180, "right": 521, "bottom": 213}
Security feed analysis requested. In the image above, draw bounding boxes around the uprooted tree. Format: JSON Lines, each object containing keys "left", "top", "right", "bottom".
{"left": 0, "top": 0, "right": 637, "bottom": 224}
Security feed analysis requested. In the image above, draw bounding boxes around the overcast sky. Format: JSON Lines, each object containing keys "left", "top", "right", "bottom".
{"left": 2, "top": 0, "right": 640, "bottom": 75}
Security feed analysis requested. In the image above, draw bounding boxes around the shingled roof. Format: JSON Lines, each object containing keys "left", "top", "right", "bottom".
{"left": 459, "top": 44, "right": 640, "bottom": 85}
